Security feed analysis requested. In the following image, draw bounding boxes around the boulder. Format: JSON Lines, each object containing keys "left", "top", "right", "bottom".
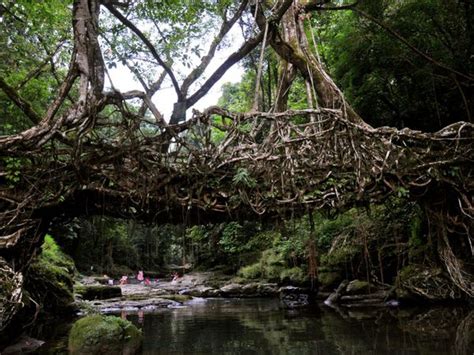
{"left": 2, "top": 336, "right": 45, "bottom": 354}
{"left": 75, "top": 285, "right": 122, "bottom": 300}
{"left": 242, "top": 283, "right": 259, "bottom": 295}
{"left": 220, "top": 283, "right": 243, "bottom": 296}
{"left": 68, "top": 315, "right": 142, "bottom": 355}
{"left": 257, "top": 283, "right": 279, "bottom": 296}
{"left": 279, "top": 286, "right": 310, "bottom": 308}
{"left": 179, "top": 286, "right": 221, "bottom": 297}
{"left": 345, "top": 280, "right": 371, "bottom": 295}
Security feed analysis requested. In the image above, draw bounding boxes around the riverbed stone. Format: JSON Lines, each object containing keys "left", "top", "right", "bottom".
{"left": 279, "top": 286, "right": 310, "bottom": 308}
{"left": 2, "top": 336, "right": 45, "bottom": 354}
{"left": 345, "top": 280, "right": 370, "bottom": 295}
{"left": 257, "top": 283, "right": 279, "bottom": 296}
{"left": 220, "top": 283, "right": 243, "bottom": 296}
{"left": 68, "top": 315, "right": 142, "bottom": 355}
{"left": 75, "top": 285, "right": 122, "bottom": 300}
{"left": 242, "top": 283, "right": 259, "bottom": 295}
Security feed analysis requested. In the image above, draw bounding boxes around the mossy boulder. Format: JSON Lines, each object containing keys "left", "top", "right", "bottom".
{"left": 68, "top": 315, "right": 142, "bottom": 355}
{"left": 25, "top": 235, "right": 75, "bottom": 313}
{"left": 75, "top": 285, "right": 122, "bottom": 300}
{"left": 345, "top": 280, "right": 371, "bottom": 295}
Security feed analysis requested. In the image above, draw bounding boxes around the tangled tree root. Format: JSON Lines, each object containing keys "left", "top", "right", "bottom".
{"left": 0, "top": 257, "right": 23, "bottom": 332}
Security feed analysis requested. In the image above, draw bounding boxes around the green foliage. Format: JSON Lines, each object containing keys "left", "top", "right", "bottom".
{"left": 2, "top": 157, "right": 22, "bottom": 187}
{"left": 0, "top": 0, "right": 72, "bottom": 132}
{"left": 258, "top": 248, "right": 286, "bottom": 281}
{"left": 317, "top": 0, "right": 472, "bottom": 130}
{"left": 218, "top": 78, "right": 254, "bottom": 113}
{"left": 396, "top": 187, "right": 410, "bottom": 198}
{"left": 318, "top": 270, "right": 342, "bottom": 288}
{"left": 219, "top": 222, "right": 248, "bottom": 255}
{"left": 280, "top": 266, "right": 306, "bottom": 284}
{"left": 238, "top": 263, "right": 262, "bottom": 279}
{"left": 232, "top": 168, "right": 257, "bottom": 188}
{"left": 320, "top": 244, "right": 360, "bottom": 268}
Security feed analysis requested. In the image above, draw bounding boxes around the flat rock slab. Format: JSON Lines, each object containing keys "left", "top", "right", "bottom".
{"left": 80, "top": 297, "right": 180, "bottom": 313}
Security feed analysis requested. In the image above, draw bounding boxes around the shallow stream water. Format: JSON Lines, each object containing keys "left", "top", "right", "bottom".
{"left": 120, "top": 298, "right": 471, "bottom": 354}
{"left": 34, "top": 298, "right": 473, "bottom": 354}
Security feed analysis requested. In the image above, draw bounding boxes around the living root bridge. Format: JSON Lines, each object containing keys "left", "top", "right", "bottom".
{"left": 0, "top": 0, "right": 473, "bottom": 333}
{"left": 1, "top": 107, "right": 473, "bottom": 331}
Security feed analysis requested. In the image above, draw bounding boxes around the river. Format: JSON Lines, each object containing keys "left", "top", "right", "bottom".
{"left": 111, "top": 298, "right": 472, "bottom": 354}
{"left": 31, "top": 297, "right": 473, "bottom": 354}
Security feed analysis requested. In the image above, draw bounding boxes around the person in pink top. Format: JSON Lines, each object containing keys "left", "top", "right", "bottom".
{"left": 137, "top": 270, "right": 144, "bottom": 283}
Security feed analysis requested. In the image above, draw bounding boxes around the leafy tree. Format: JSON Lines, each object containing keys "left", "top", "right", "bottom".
{"left": 0, "top": 0, "right": 472, "bottom": 333}
{"left": 317, "top": 0, "right": 473, "bottom": 130}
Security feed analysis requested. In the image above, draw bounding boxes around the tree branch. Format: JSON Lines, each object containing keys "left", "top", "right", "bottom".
{"left": 180, "top": 0, "right": 249, "bottom": 97}
{"left": 104, "top": 2, "right": 183, "bottom": 100}
{"left": 186, "top": 0, "right": 293, "bottom": 110}
{"left": 304, "top": 1, "right": 358, "bottom": 12}
{"left": 352, "top": 7, "right": 474, "bottom": 83}
{"left": 0, "top": 78, "right": 41, "bottom": 125}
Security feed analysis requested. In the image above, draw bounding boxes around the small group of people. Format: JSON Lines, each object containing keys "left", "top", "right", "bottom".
{"left": 117, "top": 270, "right": 153, "bottom": 286}
{"left": 112, "top": 270, "right": 181, "bottom": 286}
{"left": 137, "top": 271, "right": 152, "bottom": 285}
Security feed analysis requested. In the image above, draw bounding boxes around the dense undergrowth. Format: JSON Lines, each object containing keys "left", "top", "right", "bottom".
{"left": 50, "top": 197, "right": 432, "bottom": 292}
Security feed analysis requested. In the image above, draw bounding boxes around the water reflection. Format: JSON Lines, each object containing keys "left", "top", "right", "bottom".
{"left": 121, "top": 299, "right": 473, "bottom": 355}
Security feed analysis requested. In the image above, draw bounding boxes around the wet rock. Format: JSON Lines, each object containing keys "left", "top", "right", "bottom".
{"left": 220, "top": 283, "right": 243, "bottom": 296}
{"left": 219, "top": 282, "right": 279, "bottom": 297}
{"left": 75, "top": 285, "right": 122, "bottom": 300}
{"left": 79, "top": 297, "right": 179, "bottom": 313}
{"left": 179, "top": 286, "right": 221, "bottom": 297}
{"left": 345, "top": 280, "right": 371, "bottom": 295}
{"left": 257, "top": 283, "right": 279, "bottom": 296}
{"left": 242, "top": 283, "right": 259, "bottom": 295}
{"left": 68, "top": 315, "right": 142, "bottom": 355}
{"left": 202, "top": 288, "right": 222, "bottom": 297}
{"left": 279, "top": 286, "right": 310, "bottom": 309}
{"left": 324, "top": 280, "right": 349, "bottom": 307}
{"left": 2, "top": 336, "right": 45, "bottom": 354}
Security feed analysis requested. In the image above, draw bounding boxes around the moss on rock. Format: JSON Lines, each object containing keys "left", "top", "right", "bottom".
{"left": 25, "top": 235, "right": 75, "bottom": 313}
{"left": 68, "top": 315, "right": 142, "bottom": 355}
{"left": 345, "top": 280, "right": 370, "bottom": 295}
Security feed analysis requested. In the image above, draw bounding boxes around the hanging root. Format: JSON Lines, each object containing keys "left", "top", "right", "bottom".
{"left": 438, "top": 233, "right": 474, "bottom": 298}
{"left": 455, "top": 310, "right": 474, "bottom": 355}
{"left": 0, "top": 257, "right": 24, "bottom": 332}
